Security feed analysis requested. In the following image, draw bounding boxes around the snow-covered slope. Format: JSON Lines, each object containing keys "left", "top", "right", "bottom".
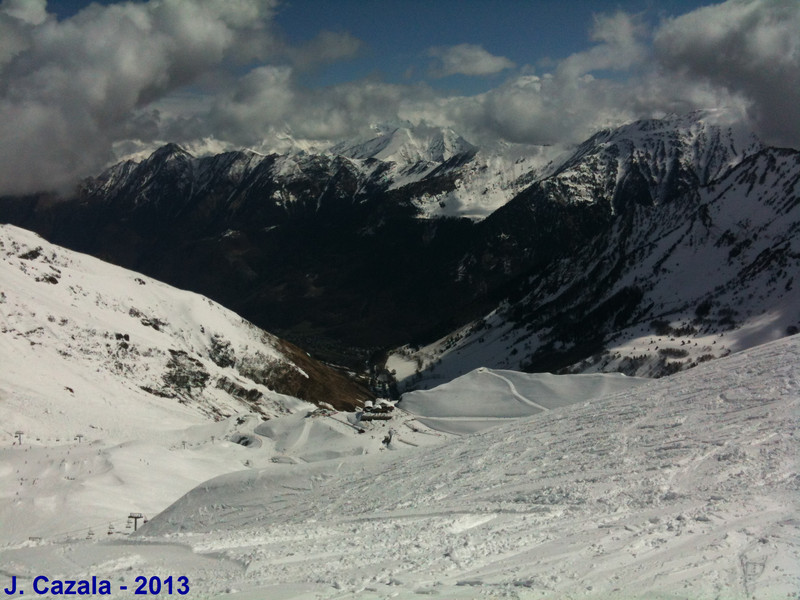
{"left": 0, "top": 224, "right": 372, "bottom": 433}
{"left": 0, "top": 225, "right": 304, "bottom": 437}
{"left": 0, "top": 224, "right": 382, "bottom": 541}
{"left": 0, "top": 224, "right": 369, "bottom": 414}
{"left": 398, "top": 368, "right": 649, "bottom": 434}
{"left": 403, "top": 141, "right": 566, "bottom": 220}
{"left": 6, "top": 334, "right": 789, "bottom": 599}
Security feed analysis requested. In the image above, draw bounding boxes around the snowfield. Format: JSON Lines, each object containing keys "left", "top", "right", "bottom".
{"left": 0, "top": 223, "right": 383, "bottom": 543}
{"left": 399, "top": 368, "right": 650, "bottom": 434}
{"left": 2, "top": 332, "right": 796, "bottom": 599}
{"left": 0, "top": 224, "right": 313, "bottom": 438}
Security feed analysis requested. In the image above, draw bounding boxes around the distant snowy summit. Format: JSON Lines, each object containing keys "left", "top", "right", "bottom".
{"left": 91, "top": 120, "right": 567, "bottom": 222}
{"left": 547, "top": 109, "right": 763, "bottom": 211}
{"left": 329, "top": 123, "right": 477, "bottom": 165}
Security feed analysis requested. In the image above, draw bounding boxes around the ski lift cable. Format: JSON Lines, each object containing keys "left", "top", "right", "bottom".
{"left": 20, "top": 516, "right": 133, "bottom": 545}
{"left": 52, "top": 518, "right": 123, "bottom": 537}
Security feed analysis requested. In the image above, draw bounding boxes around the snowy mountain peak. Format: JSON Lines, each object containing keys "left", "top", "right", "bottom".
{"left": 610, "top": 110, "right": 760, "bottom": 175}
{"left": 148, "top": 142, "right": 193, "bottom": 164}
{"left": 330, "top": 123, "right": 477, "bottom": 166}
{"left": 539, "top": 109, "right": 765, "bottom": 215}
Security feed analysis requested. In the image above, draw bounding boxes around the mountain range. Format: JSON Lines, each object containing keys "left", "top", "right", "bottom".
{"left": 1, "top": 110, "right": 798, "bottom": 388}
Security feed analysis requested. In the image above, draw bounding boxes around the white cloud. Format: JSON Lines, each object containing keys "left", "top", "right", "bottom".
{"left": 424, "top": 74, "right": 631, "bottom": 146}
{"left": 0, "top": 0, "right": 797, "bottom": 196}
{"left": 0, "top": 0, "right": 46, "bottom": 24}
{"left": 557, "top": 11, "right": 647, "bottom": 79}
{"left": 654, "top": 0, "right": 800, "bottom": 147}
{"left": 205, "top": 71, "right": 431, "bottom": 146}
{"left": 208, "top": 65, "right": 296, "bottom": 142}
{"left": 0, "top": 0, "right": 46, "bottom": 67}
{"left": 0, "top": 0, "right": 279, "bottom": 195}
{"left": 427, "top": 43, "right": 515, "bottom": 78}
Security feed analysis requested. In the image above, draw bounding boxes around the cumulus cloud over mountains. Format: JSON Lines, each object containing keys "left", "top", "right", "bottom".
{"left": 0, "top": 0, "right": 281, "bottom": 194}
{"left": 0, "top": 0, "right": 798, "bottom": 196}
{"left": 427, "top": 44, "right": 515, "bottom": 78}
{"left": 654, "top": 0, "right": 800, "bottom": 148}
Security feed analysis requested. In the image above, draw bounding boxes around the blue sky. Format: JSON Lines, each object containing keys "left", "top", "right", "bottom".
{"left": 49, "top": 0, "right": 710, "bottom": 94}
{"left": 1, "top": 0, "right": 799, "bottom": 194}
{"left": 274, "top": 0, "right": 705, "bottom": 89}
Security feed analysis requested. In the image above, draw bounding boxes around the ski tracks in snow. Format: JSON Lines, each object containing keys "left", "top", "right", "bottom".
{"left": 2, "top": 337, "right": 798, "bottom": 599}
{"left": 482, "top": 369, "right": 550, "bottom": 412}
